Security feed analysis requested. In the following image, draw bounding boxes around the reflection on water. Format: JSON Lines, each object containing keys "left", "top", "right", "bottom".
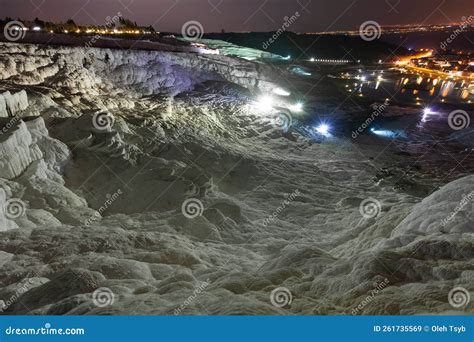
{"left": 338, "top": 68, "right": 473, "bottom": 104}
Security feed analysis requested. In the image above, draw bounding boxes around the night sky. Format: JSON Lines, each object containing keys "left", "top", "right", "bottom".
{"left": 0, "top": 0, "right": 471, "bottom": 33}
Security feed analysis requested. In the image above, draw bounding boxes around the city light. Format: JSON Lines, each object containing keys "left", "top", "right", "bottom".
{"left": 309, "top": 58, "right": 350, "bottom": 64}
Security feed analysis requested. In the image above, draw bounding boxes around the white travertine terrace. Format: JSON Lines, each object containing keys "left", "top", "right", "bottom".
{"left": 0, "top": 42, "right": 472, "bottom": 315}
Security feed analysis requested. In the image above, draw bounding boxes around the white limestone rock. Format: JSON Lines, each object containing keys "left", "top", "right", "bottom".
{"left": 0, "top": 90, "right": 28, "bottom": 118}
{"left": 391, "top": 175, "right": 474, "bottom": 238}
{"left": 0, "top": 120, "right": 43, "bottom": 180}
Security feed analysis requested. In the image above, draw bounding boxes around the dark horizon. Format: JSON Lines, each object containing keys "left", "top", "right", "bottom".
{"left": 0, "top": 0, "right": 471, "bottom": 33}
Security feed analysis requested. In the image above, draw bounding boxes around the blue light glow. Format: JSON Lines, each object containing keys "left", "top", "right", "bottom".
{"left": 371, "top": 129, "right": 397, "bottom": 138}
{"left": 290, "top": 67, "right": 312, "bottom": 76}
{"left": 421, "top": 107, "right": 436, "bottom": 122}
{"left": 315, "top": 123, "right": 330, "bottom": 136}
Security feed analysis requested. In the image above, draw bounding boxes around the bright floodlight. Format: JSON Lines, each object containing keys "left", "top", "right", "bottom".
{"left": 422, "top": 107, "right": 435, "bottom": 122}
{"left": 371, "top": 129, "right": 396, "bottom": 138}
{"left": 273, "top": 88, "right": 290, "bottom": 96}
{"left": 423, "top": 107, "right": 434, "bottom": 115}
{"left": 316, "top": 124, "right": 329, "bottom": 135}
{"left": 289, "top": 103, "right": 303, "bottom": 113}
{"left": 255, "top": 96, "right": 274, "bottom": 111}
